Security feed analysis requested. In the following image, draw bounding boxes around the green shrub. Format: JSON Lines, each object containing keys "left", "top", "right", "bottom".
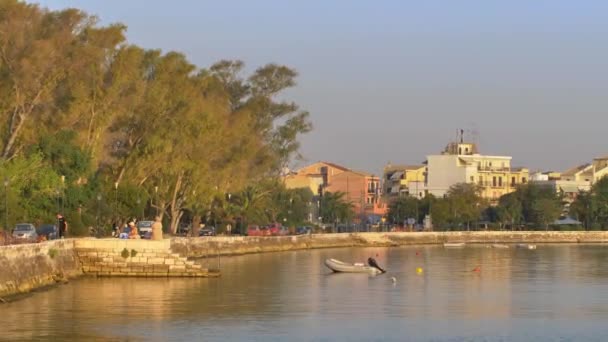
{"left": 48, "top": 248, "right": 58, "bottom": 259}
{"left": 130, "top": 249, "right": 137, "bottom": 257}
{"left": 121, "top": 248, "right": 129, "bottom": 259}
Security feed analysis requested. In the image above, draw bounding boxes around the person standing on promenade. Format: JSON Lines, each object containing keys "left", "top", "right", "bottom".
{"left": 57, "top": 213, "right": 68, "bottom": 239}
{"left": 151, "top": 216, "right": 163, "bottom": 240}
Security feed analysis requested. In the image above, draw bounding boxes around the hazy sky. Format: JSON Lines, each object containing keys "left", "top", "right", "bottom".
{"left": 38, "top": 1, "right": 608, "bottom": 174}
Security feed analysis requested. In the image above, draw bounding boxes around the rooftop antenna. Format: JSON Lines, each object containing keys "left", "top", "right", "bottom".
{"left": 460, "top": 129, "right": 464, "bottom": 143}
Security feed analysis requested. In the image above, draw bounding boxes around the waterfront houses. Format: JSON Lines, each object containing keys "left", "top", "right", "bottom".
{"left": 382, "top": 163, "right": 426, "bottom": 199}
{"left": 422, "top": 140, "right": 529, "bottom": 203}
{"left": 284, "top": 162, "right": 386, "bottom": 222}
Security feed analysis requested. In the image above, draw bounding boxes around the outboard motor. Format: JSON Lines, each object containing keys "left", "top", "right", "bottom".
{"left": 367, "top": 257, "right": 386, "bottom": 273}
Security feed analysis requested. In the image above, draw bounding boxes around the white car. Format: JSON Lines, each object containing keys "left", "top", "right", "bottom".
{"left": 12, "top": 223, "right": 38, "bottom": 241}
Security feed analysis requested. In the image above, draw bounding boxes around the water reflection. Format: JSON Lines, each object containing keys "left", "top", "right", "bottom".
{"left": 4, "top": 244, "right": 608, "bottom": 340}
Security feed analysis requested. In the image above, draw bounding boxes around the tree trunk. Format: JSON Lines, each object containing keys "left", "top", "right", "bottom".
{"left": 2, "top": 112, "right": 25, "bottom": 159}
{"left": 192, "top": 214, "right": 201, "bottom": 237}
{"left": 169, "top": 172, "right": 184, "bottom": 234}
{"left": 169, "top": 209, "right": 183, "bottom": 236}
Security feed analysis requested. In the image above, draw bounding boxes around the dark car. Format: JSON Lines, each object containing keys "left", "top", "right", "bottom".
{"left": 199, "top": 226, "right": 216, "bottom": 236}
{"left": 296, "top": 226, "right": 313, "bottom": 235}
{"left": 137, "top": 220, "right": 154, "bottom": 238}
{"left": 37, "top": 224, "right": 58, "bottom": 240}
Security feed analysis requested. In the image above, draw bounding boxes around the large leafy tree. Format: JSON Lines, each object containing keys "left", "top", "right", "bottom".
{"left": 0, "top": 2, "right": 312, "bottom": 234}
{"left": 319, "top": 192, "right": 355, "bottom": 225}
{"left": 387, "top": 196, "right": 418, "bottom": 225}
{"left": 446, "top": 183, "right": 485, "bottom": 229}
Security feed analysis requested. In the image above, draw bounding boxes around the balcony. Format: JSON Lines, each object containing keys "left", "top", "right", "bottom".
{"left": 477, "top": 166, "right": 510, "bottom": 172}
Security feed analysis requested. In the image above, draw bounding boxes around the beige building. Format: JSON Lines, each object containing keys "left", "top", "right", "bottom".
{"left": 382, "top": 163, "right": 426, "bottom": 198}
{"left": 425, "top": 141, "right": 529, "bottom": 202}
{"left": 284, "top": 161, "right": 350, "bottom": 195}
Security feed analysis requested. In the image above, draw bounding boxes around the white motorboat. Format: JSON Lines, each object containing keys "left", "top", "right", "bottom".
{"left": 324, "top": 258, "right": 384, "bottom": 274}
{"left": 443, "top": 242, "right": 466, "bottom": 248}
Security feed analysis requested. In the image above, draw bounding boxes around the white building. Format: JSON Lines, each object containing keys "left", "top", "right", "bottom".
{"left": 425, "top": 141, "right": 528, "bottom": 202}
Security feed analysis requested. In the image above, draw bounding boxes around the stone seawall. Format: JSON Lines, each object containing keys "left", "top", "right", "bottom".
{"left": 0, "top": 239, "right": 80, "bottom": 299}
{"left": 74, "top": 239, "right": 219, "bottom": 278}
{"left": 171, "top": 231, "right": 608, "bottom": 258}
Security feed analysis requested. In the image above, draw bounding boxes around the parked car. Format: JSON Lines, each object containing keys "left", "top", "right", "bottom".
{"left": 137, "top": 220, "right": 154, "bottom": 239}
{"left": 198, "top": 226, "right": 216, "bottom": 236}
{"left": 177, "top": 223, "right": 190, "bottom": 236}
{"left": 267, "top": 223, "right": 288, "bottom": 236}
{"left": 296, "top": 226, "right": 313, "bottom": 235}
{"left": 247, "top": 225, "right": 264, "bottom": 236}
{"left": 12, "top": 223, "right": 38, "bottom": 241}
{"left": 37, "top": 224, "right": 58, "bottom": 240}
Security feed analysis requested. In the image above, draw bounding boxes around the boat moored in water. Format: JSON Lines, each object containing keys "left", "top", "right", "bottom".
{"left": 516, "top": 243, "right": 537, "bottom": 250}
{"left": 324, "top": 258, "right": 384, "bottom": 274}
{"left": 491, "top": 244, "right": 509, "bottom": 249}
{"left": 443, "top": 242, "right": 466, "bottom": 248}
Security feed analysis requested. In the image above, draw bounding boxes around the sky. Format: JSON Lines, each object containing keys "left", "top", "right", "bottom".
{"left": 37, "top": 0, "right": 608, "bottom": 175}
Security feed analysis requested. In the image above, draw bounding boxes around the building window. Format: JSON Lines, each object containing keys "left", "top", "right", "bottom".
{"left": 493, "top": 176, "right": 497, "bottom": 187}
{"left": 479, "top": 176, "right": 483, "bottom": 185}
{"left": 470, "top": 176, "right": 474, "bottom": 182}
{"left": 511, "top": 177, "right": 516, "bottom": 186}
{"left": 465, "top": 148, "right": 469, "bottom": 154}
{"left": 459, "top": 147, "right": 462, "bottom": 155}
{"left": 498, "top": 177, "right": 502, "bottom": 187}
{"left": 522, "top": 177, "right": 527, "bottom": 184}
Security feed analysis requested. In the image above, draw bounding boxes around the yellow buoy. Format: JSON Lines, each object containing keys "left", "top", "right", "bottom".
{"left": 416, "top": 267, "right": 423, "bottom": 274}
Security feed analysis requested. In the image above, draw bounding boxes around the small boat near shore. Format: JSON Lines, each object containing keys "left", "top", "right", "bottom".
{"left": 491, "top": 244, "right": 509, "bottom": 249}
{"left": 324, "top": 258, "right": 384, "bottom": 274}
{"left": 443, "top": 242, "right": 466, "bottom": 248}
{"left": 516, "top": 243, "right": 537, "bottom": 250}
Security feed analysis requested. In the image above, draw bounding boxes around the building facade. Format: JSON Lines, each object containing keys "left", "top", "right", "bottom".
{"left": 425, "top": 141, "right": 529, "bottom": 202}
{"left": 382, "top": 164, "right": 426, "bottom": 198}
{"left": 326, "top": 170, "right": 385, "bottom": 220}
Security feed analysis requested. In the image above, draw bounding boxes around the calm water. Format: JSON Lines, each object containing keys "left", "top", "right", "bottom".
{"left": 4, "top": 244, "right": 608, "bottom": 341}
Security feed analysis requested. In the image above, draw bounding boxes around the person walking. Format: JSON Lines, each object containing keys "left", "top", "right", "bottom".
{"left": 151, "top": 216, "right": 163, "bottom": 240}
{"left": 57, "top": 214, "right": 68, "bottom": 239}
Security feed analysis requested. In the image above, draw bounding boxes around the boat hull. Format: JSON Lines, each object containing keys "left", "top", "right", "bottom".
{"left": 443, "top": 242, "right": 465, "bottom": 248}
{"left": 324, "top": 258, "right": 383, "bottom": 274}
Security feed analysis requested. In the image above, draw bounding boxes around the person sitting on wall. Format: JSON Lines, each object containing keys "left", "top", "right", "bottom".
{"left": 128, "top": 222, "right": 140, "bottom": 239}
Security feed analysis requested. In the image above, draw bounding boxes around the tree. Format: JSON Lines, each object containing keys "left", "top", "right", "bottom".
{"left": 532, "top": 197, "right": 561, "bottom": 230}
{"left": 446, "top": 183, "right": 485, "bottom": 229}
{"left": 320, "top": 192, "right": 355, "bottom": 225}
{"left": 387, "top": 196, "right": 418, "bottom": 226}
{"left": 496, "top": 192, "right": 523, "bottom": 229}
{"left": 0, "top": 3, "right": 94, "bottom": 159}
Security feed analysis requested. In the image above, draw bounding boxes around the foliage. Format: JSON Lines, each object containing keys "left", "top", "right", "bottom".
{"left": 121, "top": 248, "right": 129, "bottom": 259}
{"left": 48, "top": 248, "right": 58, "bottom": 259}
{"left": 387, "top": 196, "right": 418, "bottom": 225}
{"left": 0, "top": 1, "right": 311, "bottom": 233}
{"left": 319, "top": 192, "right": 355, "bottom": 225}
{"left": 445, "top": 183, "right": 485, "bottom": 229}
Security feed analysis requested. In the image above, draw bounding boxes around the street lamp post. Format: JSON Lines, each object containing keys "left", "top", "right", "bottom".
{"left": 137, "top": 198, "right": 142, "bottom": 220}
{"left": 4, "top": 178, "right": 8, "bottom": 230}
{"left": 154, "top": 186, "right": 159, "bottom": 216}
{"left": 61, "top": 175, "right": 65, "bottom": 215}
{"left": 96, "top": 194, "right": 101, "bottom": 236}
{"left": 114, "top": 182, "right": 119, "bottom": 221}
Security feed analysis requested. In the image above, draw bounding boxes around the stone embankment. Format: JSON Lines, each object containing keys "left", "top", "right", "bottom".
{"left": 2, "top": 231, "right": 608, "bottom": 299}
{"left": 171, "top": 231, "right": 608, "bottom": 258}
{"left": 0, "top": 239, "right": 80, "bottom": 300}
{"left": 74, "top": 239, "right": 219, "bottom": 277}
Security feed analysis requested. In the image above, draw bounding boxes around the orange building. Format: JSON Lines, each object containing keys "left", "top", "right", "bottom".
{"left": 284, "top": 161, "right": 386, "bottom": 223}
{"left": 325, "top": 170, "right": 386, "bottom": 221}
